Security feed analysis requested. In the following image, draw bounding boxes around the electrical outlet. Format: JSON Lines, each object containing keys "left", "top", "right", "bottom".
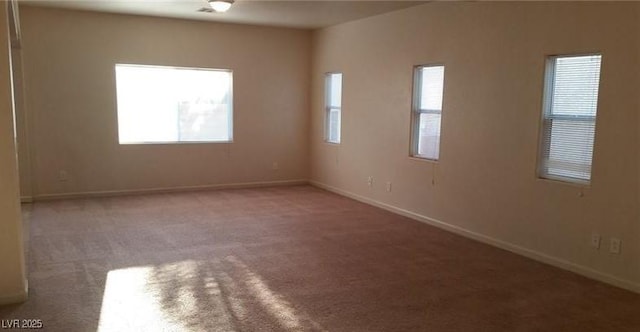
{"left": 58, "top": 170, "right": 69, "bottom": 182}
{"left": 609, "top": 238, "right": 621, "bottom": 254}
{"left": 367, "top": 176, "right": 373, "bottom": 187}
{"left": 271, "top": 162, "right": 279, "bottom": 171}
{"left": 386, "top": 182, "right": 392, "bottom": 192}
{"left": 590, "top": 233, "right": 601, "bottom": 249}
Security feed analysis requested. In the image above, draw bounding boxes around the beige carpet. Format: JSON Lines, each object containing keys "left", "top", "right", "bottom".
{"left": 1, "top": 185, "right": 639, "bottom": 331}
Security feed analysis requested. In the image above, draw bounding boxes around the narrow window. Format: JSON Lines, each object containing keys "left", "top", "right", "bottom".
{"left": 115, "top": 64, "right": 233, "bottom": 144}
{"left": 325, "top": 73, "right": 342, "bottom": 144}
{"left": 538, "top": 54, "right": 602, "bottom": 184}
{"left": 411, "top": 65, "right": 445, "bottom": 160}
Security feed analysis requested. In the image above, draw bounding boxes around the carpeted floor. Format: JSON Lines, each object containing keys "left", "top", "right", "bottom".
{"left": 1, "top": 185, "right": 639, "bottom": 331}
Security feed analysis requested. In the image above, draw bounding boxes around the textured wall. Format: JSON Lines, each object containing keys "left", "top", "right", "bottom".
{"left": 0, "top": 1, "right": 27, "bottom": 304}
{"left": 20, "top": 6, "right": 310, "bottom": 196}
{"left": 310, "top": 2, "right": 640, "bottom": 289}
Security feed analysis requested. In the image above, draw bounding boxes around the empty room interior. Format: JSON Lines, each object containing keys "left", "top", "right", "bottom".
{"left": 2, "top": 0, "right": 640, "bottom": 330}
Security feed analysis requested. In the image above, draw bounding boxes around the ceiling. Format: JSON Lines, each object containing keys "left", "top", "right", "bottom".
{"left": 20, "top": 0, "right": 428, "bottom": 29}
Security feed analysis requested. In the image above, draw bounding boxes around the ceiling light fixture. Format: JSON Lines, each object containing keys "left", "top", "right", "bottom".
{"left": 208, "top": 0, "right": 234, "bottom": 13}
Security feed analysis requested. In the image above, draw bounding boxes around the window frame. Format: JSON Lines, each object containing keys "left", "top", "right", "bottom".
{"left": 114, "top": 63, "right": 234, "bottom": 145}
{"left": 410, "top": 63, "right": 445, "bottom": 161}
{"left": 536, "top": 53, "right": 602, "bottom": 185}
{"left": 324, "top": 72, "right": 342, "bottom": 144}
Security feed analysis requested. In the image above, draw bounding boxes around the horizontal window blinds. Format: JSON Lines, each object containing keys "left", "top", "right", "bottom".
{"left": 325, "top": 73, "right": 342, "bottom": 143}
{"left": 413, "top": 65, "right": 445, "bottom": 160}
{"left": 419, "top": 66, "right": 445, "bottom": 112}
{"left": 540, "top": 54, "right": 602, "bottom": 183}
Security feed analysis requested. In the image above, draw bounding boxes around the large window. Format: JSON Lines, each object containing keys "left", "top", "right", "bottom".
{"left": 538, "top": 54, "right": 602, "bottom": 184}
{"left": 115, "top": 64, "right": 233, "bottom": 144}
{"left": 411, "top": 65, "right": 445, "bottom": 160}
{"left": 325, "top": 73, "right": 342, "bottom": 144}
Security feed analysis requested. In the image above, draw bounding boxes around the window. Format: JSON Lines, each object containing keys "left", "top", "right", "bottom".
{"left": 325, "top": 73, "right": 342, "bottom": 143}
{"left": 115, "top": 64, "right": 233, "bottom": 144}
{"left": 411, "top": 65, "right": 445, "bottom": 160}
{"left": 538, "top": 54, "right": 602, "bottom": 184}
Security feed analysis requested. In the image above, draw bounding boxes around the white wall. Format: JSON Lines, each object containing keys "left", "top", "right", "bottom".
{"left": 0, "top": 1, "right": 28, "bottom": 304}
{"left": 19, "top": 6, "right": 311, "bottom": 197}
{"left": 310, "top": 2, "right": 640, "bottom": 290}
{"left": 13, "top": 47, "right": 31, "bottom": 201}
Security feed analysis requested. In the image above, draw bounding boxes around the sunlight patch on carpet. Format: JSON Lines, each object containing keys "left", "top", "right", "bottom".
{"left": 227, "top": 256, "right": 327, "bottom": 331}
{"left": 97, "top": 260, "right": 235, "bottom": 332}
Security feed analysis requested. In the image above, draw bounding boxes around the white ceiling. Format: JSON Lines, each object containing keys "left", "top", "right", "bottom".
{"left": 20, "top": 0, "right": 428, "bottom": 29}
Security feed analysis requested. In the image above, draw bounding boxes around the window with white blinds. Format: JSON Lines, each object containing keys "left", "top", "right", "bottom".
{"left": 325, "top": 73, "right": 342, "bottom": 144}
{"left": 411, "top": 65, "right": 445, "bottom": 160}
{"left": 538, "top": 54, "right": 602, "bottom": 184}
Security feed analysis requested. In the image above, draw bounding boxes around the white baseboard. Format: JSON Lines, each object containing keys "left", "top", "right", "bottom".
{"left": 310, "top": 180, "right": 640, "bottom": 294}
{"left": 0, "top": 283, "right": 28, "bottom": 305}
{"left": 32, "top": 179, "right": 309, "bottom": 201}
{"left": 20, "top": 196, "right": 33, "bottom": 203}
